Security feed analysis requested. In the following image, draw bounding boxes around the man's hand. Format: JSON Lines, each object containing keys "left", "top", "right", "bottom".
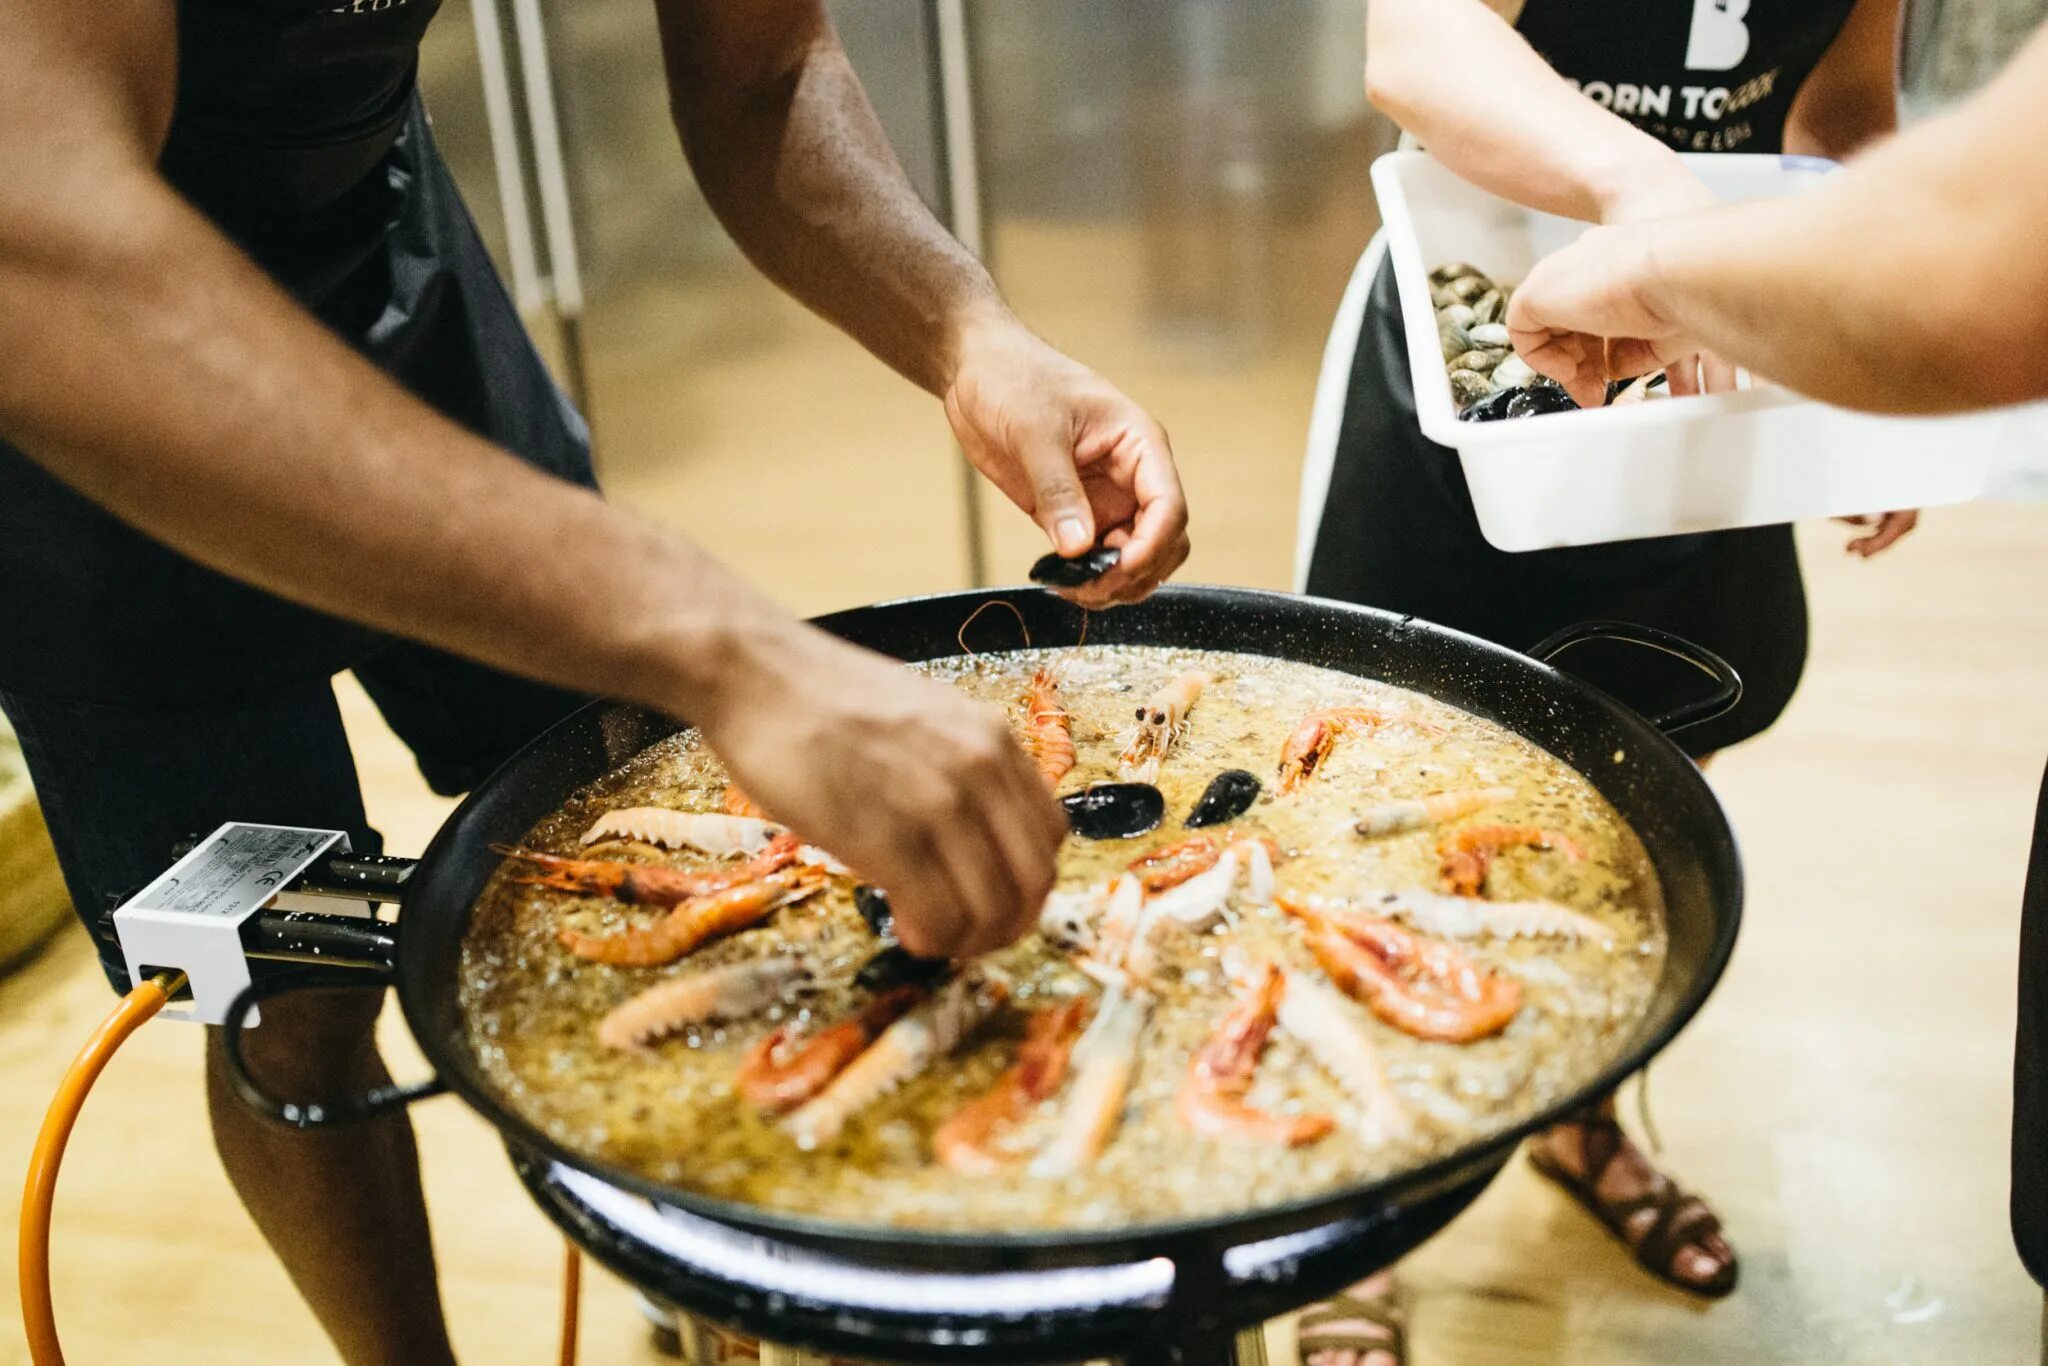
{"left": 944, "top": 319, "right": 1189, "bottom": 609}
{"left": 1598, "top": 167, "right": 1739, "bottom": 397}
{"left": 1506, "top": 224, "right": 1703, "bottom": 409}
{"left": 1837, "top": 509, "right": 1920, "bottom": 557}
{"left": 695, "top": 623, "right": 1066, "bottom": 960}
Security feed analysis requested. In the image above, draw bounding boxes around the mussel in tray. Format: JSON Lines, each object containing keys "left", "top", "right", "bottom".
{"left": 1185, "top": 769, "right": 1261, "bottom": 827}
{"left": 1028, "top": 546, "right": 1121, "bottom": 588}
{"left": 1060, "top": 782, "right": 1164, "bottom": 839}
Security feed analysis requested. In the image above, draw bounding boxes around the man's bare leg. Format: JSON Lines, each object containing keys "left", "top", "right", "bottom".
{"left": 205, "top": 986, "right": 456, "bottom": 1366}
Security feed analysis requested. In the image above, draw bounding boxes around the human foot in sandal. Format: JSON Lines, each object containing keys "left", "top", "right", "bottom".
{"left": 1296, "top": 1270, "right": 1405, "bottom": 1366}
{"left": 1528, "top": 1096, "right": 1738, "bottom": 1297}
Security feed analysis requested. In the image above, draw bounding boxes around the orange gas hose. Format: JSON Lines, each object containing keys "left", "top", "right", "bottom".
{"left": 20, "top": 970, "right": 585, "bottom": 1366}
{"left": 20, "top": 970, "right": 184, "bottom": 1366}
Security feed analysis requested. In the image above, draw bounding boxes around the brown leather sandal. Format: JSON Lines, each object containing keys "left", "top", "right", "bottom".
{"left": 1295, "top": 1285, "right": 1406, "bottom": 1365}
{"left": 1528, "top": 1115, "right": 1739, "bottom": 1299}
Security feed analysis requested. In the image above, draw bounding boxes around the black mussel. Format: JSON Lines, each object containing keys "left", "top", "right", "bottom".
{"left": 1507, "top": 378, "right": 1578, "bottom": 419}
{"left": 1185, "top": 769, "right": 1261, "bottom": 828}
{"left": 855, "top": 943, "right": 950, "bottom": 992}
{"left": 1457, "top": 386, "right": 1520, "bottom": 423}
{"left": 1061, "top": 782, "right": 1164, "bottom": 839}
{"left": 1029, "top": 546, "right": 1121, "bottom": 588}
{"left": 854, "top": 884, "right": 895, "bottom": 938}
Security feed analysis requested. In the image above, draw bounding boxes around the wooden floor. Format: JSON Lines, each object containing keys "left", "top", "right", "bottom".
{"left": 5, "top": 230, "right": 2048, "bottom": 1362}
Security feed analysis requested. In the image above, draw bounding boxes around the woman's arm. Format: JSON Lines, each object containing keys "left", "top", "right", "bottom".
{"left": 1365, "top": 0, "right": 1702, "bottom": 223}
{"left": 1784, "top": 0, "right": 1900, "bottom": 160}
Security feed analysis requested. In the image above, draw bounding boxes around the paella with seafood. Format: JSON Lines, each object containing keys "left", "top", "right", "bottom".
{"left": 460, "top": 644, "right": 1664, "bottom": 1231}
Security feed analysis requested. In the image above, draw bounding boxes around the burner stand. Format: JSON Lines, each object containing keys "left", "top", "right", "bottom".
{"left": 514, "top": 1149, "right": 1497, "bottom": 1365}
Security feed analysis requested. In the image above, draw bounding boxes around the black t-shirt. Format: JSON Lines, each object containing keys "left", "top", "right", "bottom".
{"left": 1516, "top": 0, "right": 1859, "bottom": 154}
{"left": 162, "top": 0, "right": 443, "bottom": 219}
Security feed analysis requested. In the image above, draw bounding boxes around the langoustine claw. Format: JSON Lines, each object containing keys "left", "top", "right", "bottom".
{"left": 1285, "top": 896, "right": 1523, "bottom": 1043}
{"left": 738, "top": 984, "right": 926, "bottom": 1113}
{"left": 932, "top": 998, "right": 1092, "bottom": 1175}
{"left": 1032, "top": 981, "right": 1152, "bottom": 1176}
{"left": 784, "top": 967, "right": 1010, "bottom": 1150}
{"left": 1127, "top": 831, "right": 1280, "bottom": 895}
{"left": 1177, "top": 964, "right": 1334, "bottom": 1147}
{"left": 1273, "top": 972, "right": 1412, "bottom": 1144}
{"left": 1438, "top": 824, "right": 1585, "bottom": 897}
{"left": 580, "top": 809, "right": 786, "bottom": 857}
{"left": 1118, "top": 671, "right": 1212, "bottom": 784}
{"left": 556, "top": 866, "right": 827, "bottom": 968}
{"left": 597, "top": 958, "right": 812, "bottom": 1052}
{"left": 1354, "top": 787, "right": 1515, "bottom": 839}
{"left": 497, "top": 832, "right": 801, "bottom": 906}
{"left": 1021, "top": 666, "right": 1077, "bottom": 790}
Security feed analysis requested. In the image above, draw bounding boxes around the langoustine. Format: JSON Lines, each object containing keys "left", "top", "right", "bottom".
{"left": 1177, "top": 964, "right": 1334, "bottom": 1147}
{"left": 1118, "top": 671, "right": 1211, "bottom": 784}
{"left": 738, "top": 983, "right": 925, "bottom": 1113}
{"left": 783, "top": 966, "right": 1010, "bottom": 1150}
{"left": 580, "top": 809, "right": 786, "bottom": 857}
{"left": 1272, "top": 971, "right": 1412, "bottom": 1144}
{"left": 1438, "top": 824, "right": 1585, "bottom": 897}
{"left": 497, "top": 832, "right": 801, "bottom": 906}
{"left": 1285, "top": 896, "right": 1523, "bottom": 1043}
{"left": 1020, "top": 666, "right": 1077, "bottom": 790}
{"left": 723, "top": 785, "right": 769, "bottom": 819}
{"left": 556, "top": 866, "right": 828, "bottom": 968}
{"left": 1369, "top": 888, "right": 1613, "bottom": 947}
{"left": 1032, "top": 980, "right": 1152, "bottom": 1176}
{"left": 1353, "top": 787, "right": 1515, "bottom": 839}
{"left": 932, "top": 998, "right": 1092, "bottom": 1175}
{"left": 1127, "top": 832, "right": 1279, "bottom": 896}
{"left": 597, "top": 958, "right": 812, "bottom": 1052}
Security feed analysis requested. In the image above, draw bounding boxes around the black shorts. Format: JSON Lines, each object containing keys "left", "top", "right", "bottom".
{"left": 1303, "top": 256, "right": 1807, "bottom": 758}
{"left": 0, "top": 98, "right": 593, "bottom": 987}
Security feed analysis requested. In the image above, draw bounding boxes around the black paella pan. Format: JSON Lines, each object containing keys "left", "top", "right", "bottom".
{"left": 220, "top": 585, "right": 1744, "bottom": 1273}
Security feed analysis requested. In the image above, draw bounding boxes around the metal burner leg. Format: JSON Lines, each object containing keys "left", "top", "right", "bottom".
{"left": 1233, "top": 1325, "right": 1271, "bottom": 1365}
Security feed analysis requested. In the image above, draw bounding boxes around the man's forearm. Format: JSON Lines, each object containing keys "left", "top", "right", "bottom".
{"left": 0, "top": 170, "right": 786, "bottom": 718}
{"left": 659, "top": 0, "right": 1010, "bottom": 396}
{"left": 1638, "top": 26, "right": 2048, "bottom": 413}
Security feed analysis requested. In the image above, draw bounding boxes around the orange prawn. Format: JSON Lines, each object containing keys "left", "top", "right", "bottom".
{"left": 1275, "top": 707, "right": 1413, "bottom": 794}
{"left": 1437, "top": 824, "right": 1585, "bottom": 897}
{"left": 1020, "top": 666, "right": 1077, "bottom": 790}
{"left": 555, "top": 866, "right": 827, "bottom": 968}
{"left": 496, "top": 832, "right": 801, "bottom": 906}
{"left": 932, "top": 998, "right": 1092, "bottom": 1175}
{"left": 1283, "top": 896, "right": 1522, "bottom": 1043}
{"left": 1176, "top": 964, "right": 1334, "bottom": 1147}
{"left": 736, "top": 984, "right": 926, "bottom": 1113}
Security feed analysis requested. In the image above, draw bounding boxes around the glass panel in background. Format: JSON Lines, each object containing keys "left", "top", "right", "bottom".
{"left": 422, "top": 1, "right": 969, "bottom": 616}
{"left": 971, "top": 0, "right": 1395, "bottom": 592}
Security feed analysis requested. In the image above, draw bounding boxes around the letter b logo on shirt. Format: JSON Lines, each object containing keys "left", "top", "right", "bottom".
{"left": 1686, "top": 0, "right": 1751, "bottom": 71}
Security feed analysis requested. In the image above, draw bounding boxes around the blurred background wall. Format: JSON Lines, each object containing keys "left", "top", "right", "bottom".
{"left": 415, "top": 0, "right": 1398, "bottom": 614}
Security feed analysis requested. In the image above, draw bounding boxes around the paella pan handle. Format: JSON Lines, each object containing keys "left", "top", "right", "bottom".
{"left": 219, "top": 958, "right": 450, "bottom": 1130}
{"left": 1526, "top": 620, "right": 1743, "bottom": 735}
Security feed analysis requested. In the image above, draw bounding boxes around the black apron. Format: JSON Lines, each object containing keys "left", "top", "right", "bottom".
{"left": 2017, "top": 769, "right": 2048, "bottom": 1288}
{"left": 0, "top": 0, "right": 593, "bottom": 710}
{"left": 1304, "top": 0, "right": 1855, "bottom": 756}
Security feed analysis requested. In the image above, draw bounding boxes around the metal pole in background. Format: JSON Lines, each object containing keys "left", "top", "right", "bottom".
{"left": 507, "top": 0, "right": 595, "bottom": 425}
{"left": 468, "top": 0, "right": 546, "bottom": 317}
{"left": 931, "top": 0, "right": 992, "bottom": 588}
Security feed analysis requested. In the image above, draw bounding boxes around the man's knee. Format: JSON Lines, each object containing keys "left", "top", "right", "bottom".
{"left": 206, "top": 984, "right": 389, "bottom": 1097}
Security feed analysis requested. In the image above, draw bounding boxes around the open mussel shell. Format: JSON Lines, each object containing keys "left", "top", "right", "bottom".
{"left": 1184, "top": 769, "right": 1261, "bottom": 828}
{"left": 1060, "top": 782, "right": 1163, "bottom": 839}
{"left": 1028, "top": 546, "right": 1121, "bottom": 588}
{"left": 855, "top": 943, "right": 950, "bottom": 992}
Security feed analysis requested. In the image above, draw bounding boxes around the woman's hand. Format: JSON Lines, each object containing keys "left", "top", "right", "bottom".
{"left": 1837, "top": 510, "right": 1920, "bottom": 557}
{"left": 944, "top": 318, "right": 1190, "bottom": 609}
{"left": 695, "top": 621, "right": 1066, "bottom": 960}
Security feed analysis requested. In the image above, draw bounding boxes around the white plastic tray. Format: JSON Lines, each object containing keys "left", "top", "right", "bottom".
{"left": 1371, "top": 150, "right": 2033, "bottom": 551}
